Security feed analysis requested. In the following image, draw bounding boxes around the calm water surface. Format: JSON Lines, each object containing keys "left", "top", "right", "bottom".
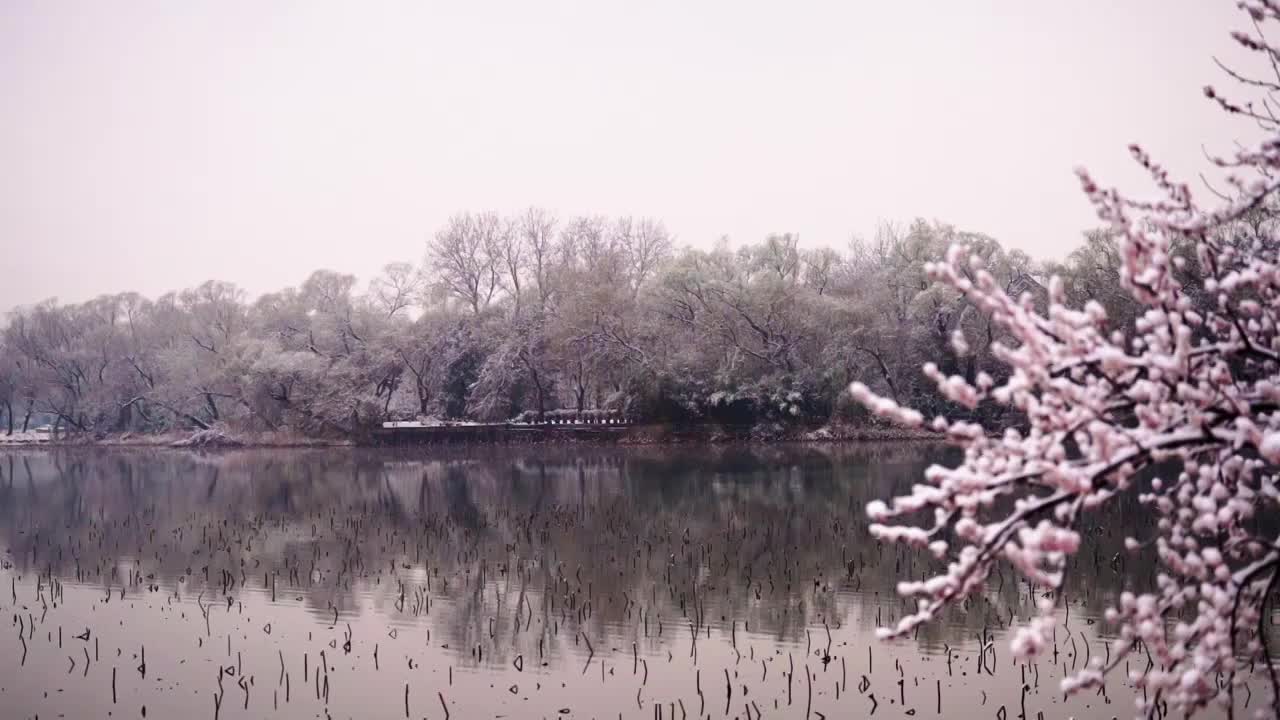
{"left": 0, "top": 445, "right": 1256, "bottom": 719}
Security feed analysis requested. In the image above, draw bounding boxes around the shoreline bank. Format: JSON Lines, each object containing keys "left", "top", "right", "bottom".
{"left": 0, "top": 423, "right": 943, "bottom": 450}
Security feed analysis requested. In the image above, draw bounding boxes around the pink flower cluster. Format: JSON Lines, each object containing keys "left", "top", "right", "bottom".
{"left": 855, "top": 3, "right": 1280, "bottom": 716}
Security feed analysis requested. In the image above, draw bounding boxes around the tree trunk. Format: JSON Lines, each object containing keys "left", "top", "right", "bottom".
{"left": 518, "top": 350, "right": 547, "bottom": 422}
{"left": 417, "top": 381, "right": 430, "bottom": 417}
{"left": 573, "top": 356, "right": 590, "bottom": 413}
{"left": 855, "top": 346, "right": 900, "bottom": 403}
{"left": 3, "top": 400, "right": 11, "bottom": 435}
{"left": 533, "top": 372, "right": 546, "bottom": 422}
{"left": 21, "top": 399, "right": 32, "bottom": 433}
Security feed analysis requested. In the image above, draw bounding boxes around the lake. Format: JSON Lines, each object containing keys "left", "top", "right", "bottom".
{"left": 0, "top": 445, "right": 1254, "bottom": 719}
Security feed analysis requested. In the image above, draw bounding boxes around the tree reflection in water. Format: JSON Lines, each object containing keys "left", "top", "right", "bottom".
{"left": 0, "top": 446, "right": 1254, "bottom": 719}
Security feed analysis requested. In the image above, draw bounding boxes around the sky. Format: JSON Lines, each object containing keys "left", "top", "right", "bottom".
{"left": 0, "top": 0, "right": 1262, "bottom": 310}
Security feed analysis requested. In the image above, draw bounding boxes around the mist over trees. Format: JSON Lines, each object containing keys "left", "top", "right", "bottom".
{"left": 0, "top": 211, "right": 1150, "bottom": 438}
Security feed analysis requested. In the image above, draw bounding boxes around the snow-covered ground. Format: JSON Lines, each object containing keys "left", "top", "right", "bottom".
{"left": 0, "top": 430, "right": 52, "bottom": 444}
{"left": 381, "top": 419, "right": 485, "bottom": 428}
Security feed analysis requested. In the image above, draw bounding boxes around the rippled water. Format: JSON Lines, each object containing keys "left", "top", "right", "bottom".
{"left": 0, "top": 445, "right": 1258, "bottom": 719}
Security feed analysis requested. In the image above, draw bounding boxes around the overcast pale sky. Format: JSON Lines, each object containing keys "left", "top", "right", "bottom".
{"left": 0, "top": 0, "right": 1259, "bottom": 310}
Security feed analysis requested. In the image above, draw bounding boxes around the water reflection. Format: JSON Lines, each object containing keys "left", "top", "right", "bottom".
{"left": 0, "top": 446, "right": 1245, "bottom": 719}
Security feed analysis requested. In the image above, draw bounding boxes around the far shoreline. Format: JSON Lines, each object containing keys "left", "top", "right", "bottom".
{"left": 0, "top": 422, "right": 945, "bottom": 450}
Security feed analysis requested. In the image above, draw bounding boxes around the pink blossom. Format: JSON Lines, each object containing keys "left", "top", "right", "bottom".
{"left": 852, "top": 5, "right": 1280, "bottom": 715}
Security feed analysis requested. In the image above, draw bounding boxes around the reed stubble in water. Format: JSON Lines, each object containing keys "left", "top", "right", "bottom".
{"left": 0, "top": 446, "right": 1264, "bottom": 718}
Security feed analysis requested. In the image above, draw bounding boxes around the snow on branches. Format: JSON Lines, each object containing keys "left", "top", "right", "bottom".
{"left": 854, "top": 3, "right": 1280, "bottom": 717}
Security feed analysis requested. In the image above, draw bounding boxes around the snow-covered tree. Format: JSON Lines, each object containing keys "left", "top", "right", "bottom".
{"left": 425, "top": 212, "right": 506, "bottom": 315}
{"left": 368, "top": 261, "right": 422, "bottom": 318}
{"left": 852, "top": 4, "right": 1280, "bottom": 716}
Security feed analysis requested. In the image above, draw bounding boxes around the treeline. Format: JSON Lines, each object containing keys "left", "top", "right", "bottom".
{"left": 0, "top": 210, "right": 1150, "bottom": 438}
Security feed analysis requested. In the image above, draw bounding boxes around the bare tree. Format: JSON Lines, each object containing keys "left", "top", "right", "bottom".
{"left": 622, "top": 217, "right": 673, "bottom": 295}
{"left": 801, "top": 247, "right": 841, "bottom": 296}
{"left": 492, "top": 215, "right": 525, "bottom": 314}
{"left": 519, "top": 207, "right": 559, "bottom": 309}
{"left": 426, "top": 212, "right": 504, "bottom": 314}
{"left": 179, "top": 280, "right": 246, "bottom": 355}
{"left": 564, "top": 216, "right": 622, "bottom": 283}
{"left": 369, "top": 261, "right": 421, "bottom": 318}
{"left": 755, "top": 233, "right": 801, "bottom": 283}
